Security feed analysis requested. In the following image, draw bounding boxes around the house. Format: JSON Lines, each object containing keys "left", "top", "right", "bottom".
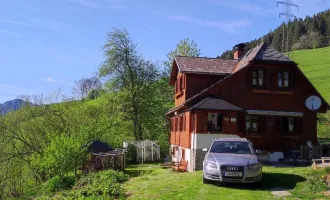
{"left": 166, "top": 43, "right": 330, "bottom": 172}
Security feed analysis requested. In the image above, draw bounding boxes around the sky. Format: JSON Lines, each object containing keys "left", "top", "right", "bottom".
{"left": 0, "top": 0, "right": 329, "bottom": 103}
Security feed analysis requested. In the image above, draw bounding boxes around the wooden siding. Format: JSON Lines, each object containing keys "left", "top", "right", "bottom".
{"left": 169, "top": 112, "right": 192, "bottom": 148}
{"left": 208, "top": 62, "right": 328, "bottom": 113}
{"left": 185, "top": 74, "right": 225, "bottom": 100}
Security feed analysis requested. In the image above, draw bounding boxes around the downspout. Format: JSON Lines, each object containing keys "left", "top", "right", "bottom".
{"left": 192, "top": 111, "right": 196, "bottom": 171}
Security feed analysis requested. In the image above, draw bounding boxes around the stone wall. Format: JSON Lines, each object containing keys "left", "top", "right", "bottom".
{"left": 194, "top": 149, "right": 207, "bottom": 171}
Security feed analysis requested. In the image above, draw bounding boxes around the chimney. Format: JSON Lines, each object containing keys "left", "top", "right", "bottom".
{"left": 233, "top": 43, "right": 246, "bottom": 60}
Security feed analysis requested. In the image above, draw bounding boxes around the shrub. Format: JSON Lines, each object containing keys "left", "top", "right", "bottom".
{"left": 70, "top": 170, "right": 129, "bottom": 198}
{"left": 305, "top": 172, "right": 328, "bottom": 193}
{"left": 46, "top": 175, "right": 76, "bottom": 193}
{"left": 324, "top": 167, "right": 330, "bottom": 174}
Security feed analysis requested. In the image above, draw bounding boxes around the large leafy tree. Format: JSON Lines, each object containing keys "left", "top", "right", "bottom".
{"left": 99, "top": 28, "right": 159, "bottom": 140}
{"left": 163, "top": 38, "right": 201, "bottom": 77}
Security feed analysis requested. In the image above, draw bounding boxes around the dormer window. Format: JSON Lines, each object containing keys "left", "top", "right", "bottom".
{"left": 252, "top": 70, "right": 264, "bottom": 87}
{"left": 278, "top": 72, "right": 290, "bottom": 88}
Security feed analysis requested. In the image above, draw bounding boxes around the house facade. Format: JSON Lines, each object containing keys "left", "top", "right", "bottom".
{"left": 167, "top": 43, "right": 330, "bottom": 172}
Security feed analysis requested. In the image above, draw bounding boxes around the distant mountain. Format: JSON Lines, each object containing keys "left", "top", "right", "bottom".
{"left": 0, "top": 99, "right": 26, "bottom": 115}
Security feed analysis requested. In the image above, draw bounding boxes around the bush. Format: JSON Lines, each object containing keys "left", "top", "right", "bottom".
{"left": 69, "top": 170, "right": 129, "bottom": 199}
{"left": 305, "top": 172, "right": 328, "bottom": 193}
{"left": 46, "top": 175, "right": 76, "bottom": 193}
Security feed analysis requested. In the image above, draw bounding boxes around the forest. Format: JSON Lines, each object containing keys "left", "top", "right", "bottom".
{"left": 220, "top": 9, "right": 330, "bottom": 59}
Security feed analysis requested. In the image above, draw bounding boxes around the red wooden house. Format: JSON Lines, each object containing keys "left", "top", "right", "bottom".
{"left": 167, "top": 43, "right": 330, "bottom": 172}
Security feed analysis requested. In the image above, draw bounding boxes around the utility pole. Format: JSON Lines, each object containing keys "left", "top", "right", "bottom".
{"left": 277, "top": 0, "right": 299, "bottom": 53}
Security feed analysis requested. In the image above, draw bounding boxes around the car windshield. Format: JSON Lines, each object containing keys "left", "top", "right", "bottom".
{"left": 209, "top": 141, "right": 252, "bottom": 154}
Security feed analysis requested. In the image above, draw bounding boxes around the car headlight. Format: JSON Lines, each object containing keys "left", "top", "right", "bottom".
{"left": 247, "top": 163, "right": 261, "bottom": 170}
{"left": 205, "top": 162, "right": 217, "bottom": 169}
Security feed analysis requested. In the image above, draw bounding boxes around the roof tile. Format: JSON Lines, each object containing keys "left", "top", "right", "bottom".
{"left": 175, "top": 56, "right": 237, "bottom": 74}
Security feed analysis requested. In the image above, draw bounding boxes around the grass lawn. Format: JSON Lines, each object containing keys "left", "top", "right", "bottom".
{"left": 124, "top": 164, "right": 329, "bottom": 200}
{"left": 291, "top": 47, "right": 330, "bottom": 102}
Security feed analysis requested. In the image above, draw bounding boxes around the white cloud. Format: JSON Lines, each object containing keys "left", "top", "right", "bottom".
{"left": 43, "top": 77, "right": 56, "bottom": 83}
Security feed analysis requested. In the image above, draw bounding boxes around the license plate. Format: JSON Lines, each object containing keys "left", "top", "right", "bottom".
{"left": 224, "top": 172, "right": 242, "bottom": 177}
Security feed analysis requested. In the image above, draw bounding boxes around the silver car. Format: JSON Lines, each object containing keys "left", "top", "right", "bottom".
{"left": 203, "top": 138, "right": 262, "bottom": 184}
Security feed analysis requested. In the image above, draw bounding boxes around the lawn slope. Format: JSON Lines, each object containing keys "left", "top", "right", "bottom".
{"left": 292, "top": 47, "right": 330, "bottom": 102}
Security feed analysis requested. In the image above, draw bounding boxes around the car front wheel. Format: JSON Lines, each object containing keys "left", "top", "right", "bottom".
{"left": 203, "top": 176, "right": 210, "bottom": 184}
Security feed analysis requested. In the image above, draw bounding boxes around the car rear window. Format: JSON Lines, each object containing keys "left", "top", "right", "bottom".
{"left": 209, "top": 141, "right": 252, "bottom": 154}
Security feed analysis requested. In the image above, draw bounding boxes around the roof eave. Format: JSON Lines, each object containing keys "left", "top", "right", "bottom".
{"left": 182, "top": 71, "right": 231, "bottom": 76}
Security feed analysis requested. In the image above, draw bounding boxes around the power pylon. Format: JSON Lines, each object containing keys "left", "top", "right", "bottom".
{"left": 277, "top": 0, "right": 299, "bottom": 53}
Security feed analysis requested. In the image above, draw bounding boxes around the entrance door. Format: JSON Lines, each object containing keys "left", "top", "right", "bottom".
{"left": 217, "top": 114, "right": 223, "bottom": 132}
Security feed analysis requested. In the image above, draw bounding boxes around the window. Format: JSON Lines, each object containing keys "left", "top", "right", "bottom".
{"left": 171, "top": 119, "right": 174, "bottom": 131}
{"left": 252, "top": 70, "right": 264, "bottom": 87}
{"left": 207, "top": 113, "right": 223, "bottom": 133}
{"left": 210, "top": 141, "right": 252, "bottom": 154}
{"left": 278, "top": 72, "right": 290, "bottom": 88}
{"left": 282, "top": 117, "right": 295, "bottom": 133}
{"left": 182, "top": 148, "right": 185, "bottom": 160}
{"left": 175, "top": 75, "right": 185, "bottom": 94}
{"left": 246, "top": 115, "right": 259, "bottom": 132}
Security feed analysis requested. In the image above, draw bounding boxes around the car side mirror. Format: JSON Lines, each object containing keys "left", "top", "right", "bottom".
{"left": 202, "top": 148, "right": 208, "bottom": 152}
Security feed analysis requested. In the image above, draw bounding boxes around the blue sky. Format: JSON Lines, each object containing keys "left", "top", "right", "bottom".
{"left": 0, "top": 0, "right": 329, "bottom": 103}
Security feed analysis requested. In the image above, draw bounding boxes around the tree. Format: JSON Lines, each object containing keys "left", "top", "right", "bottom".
{"left": 72, "top": 76, "right": 102, "bottom": 100}
{"left": 163, "top": 38, "right": 201, "bottom": 77}
{"left": 99, "top": 28, "right": 159, "bottom": 140}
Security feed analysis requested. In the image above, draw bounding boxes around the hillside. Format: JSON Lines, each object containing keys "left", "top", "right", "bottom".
{"left": 220, "top": 9, "right": 330, "bottom": 59}
{"left": 292, "top": 46, "right": 330, "bottom": 102}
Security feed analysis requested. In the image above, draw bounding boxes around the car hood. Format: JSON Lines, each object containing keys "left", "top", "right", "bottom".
{"left": 207, "top": 153, "right": 257, "bottom": 166}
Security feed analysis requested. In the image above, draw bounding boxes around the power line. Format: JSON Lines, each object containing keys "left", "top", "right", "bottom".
{"left": 277, "top": 0, "right": 299, "bottom": 53}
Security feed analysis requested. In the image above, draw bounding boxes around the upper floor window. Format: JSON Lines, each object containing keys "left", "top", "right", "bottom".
{"left": 278, "top": 72, "right": 290, "bottom": 88}
{"left": 175, "top": 75, "right": 185, "bottom": 94}
{"left": 252, "top": 70, "right": 264, "bottom": 87}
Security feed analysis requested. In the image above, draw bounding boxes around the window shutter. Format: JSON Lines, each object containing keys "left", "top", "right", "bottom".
{"left": 247, "top": 69, "right": 252, "bottom": 87}
{"left": 237, "top": 112, "right": 246, "bottom": 132}
{"left": 275, "top": 117, "right": 282, "bottom": 132}
{"left": 183, "top": 115, "right": 186, "bottom": 131}
{"left": 175, "top": 81, "right": 178, "bottom": 93}
{"left": 182, "top": 75, "right": 185, "bottom": 89}
{"left": 289, "top": 72, "right": 294, "bottom": 89}
{"left": 259, "top": 116, "right": 265, "bottom": 133}
{"left": 295, "top": 117, "right": 303, "bottom": 133}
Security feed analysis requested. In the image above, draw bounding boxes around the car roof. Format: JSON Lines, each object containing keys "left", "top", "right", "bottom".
{"left": 213, "top": 138, "right": 248, "bottom": 142}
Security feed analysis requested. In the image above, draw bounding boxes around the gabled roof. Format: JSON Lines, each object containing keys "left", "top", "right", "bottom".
{"left": 189, "top": 97, "right": 242, "bottom": 111}
{"left": 233, "top": 42, "right": 293, "bottom": 73}
{"left": 175, "top": 56, "right": 237, "bottom": 75}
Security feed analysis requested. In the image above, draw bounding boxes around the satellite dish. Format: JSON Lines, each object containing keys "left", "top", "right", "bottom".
{"left": 305, "top": 95, "right": 321, "bottom": 111}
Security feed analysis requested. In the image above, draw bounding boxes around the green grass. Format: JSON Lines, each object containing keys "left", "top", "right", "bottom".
{"left": 290, "top": 47, "right": 330, "bottom": 102}
{"left": 124, "top": 164, "right": 328, "bottom": 200}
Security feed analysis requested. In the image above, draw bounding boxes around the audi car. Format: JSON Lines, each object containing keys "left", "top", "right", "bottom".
{"left": 202, "top": 138, "right": 262, "bottom": 184}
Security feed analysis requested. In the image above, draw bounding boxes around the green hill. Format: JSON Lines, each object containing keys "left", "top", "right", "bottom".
{"left": 292, "top": 46, "right": 330, "bottom": 102}
{"left": 292, "top": 46, "right": 330, "bottom": 138}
